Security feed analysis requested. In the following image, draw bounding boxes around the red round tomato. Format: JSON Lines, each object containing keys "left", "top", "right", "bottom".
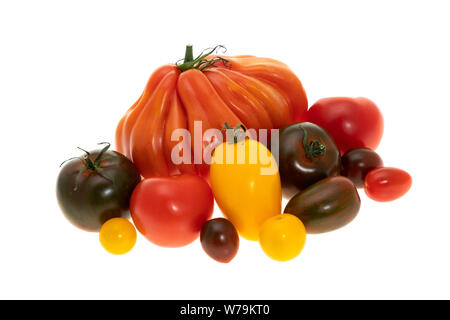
{"left": 306, "top": 97, "right": 384, "bottom": 154}
{"left": 364, "top": 167, "right": 412, "bottom": 202}
{"left": 130, "top": 175, "right": 214, "bottom": 247}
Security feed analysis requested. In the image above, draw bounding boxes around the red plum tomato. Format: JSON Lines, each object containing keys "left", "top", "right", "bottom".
{"left": 364, "top": 167, "right": 412, "bottom": 202}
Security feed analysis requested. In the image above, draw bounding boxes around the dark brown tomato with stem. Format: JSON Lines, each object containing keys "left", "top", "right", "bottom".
{"left": 341, "top": 148, "right": 384, "bottom": 188}
{"left": 284, "top": 176, "right": 360, "bottom": 234}
{"left": 200, "top": 218, "right": 239, "bottom": 263}
{"left": 274, "top": 122, "right": 341, "bottom": 199}
{"left": 56, "top": 143, "right": 141, "bottom": 232}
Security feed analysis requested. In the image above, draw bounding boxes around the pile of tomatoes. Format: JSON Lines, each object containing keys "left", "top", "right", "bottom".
{"left": 56, "top": 96, "right": 411, "bottom": 262}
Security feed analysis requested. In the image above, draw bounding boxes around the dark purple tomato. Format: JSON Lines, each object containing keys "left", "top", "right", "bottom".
{"left": 200, "top": 218, "right": 239, "bottom": 263}
{"left": 284, "top": 176, "right": 360, "bottom": 234}
{"left": 56, "top": 143, "right": 141, "bottom": 232}
{"left": 341, "top": 148, "right": 384, "bottom": 188}
{"left": 274, "top": 122, "right": 341, "bottom": 199}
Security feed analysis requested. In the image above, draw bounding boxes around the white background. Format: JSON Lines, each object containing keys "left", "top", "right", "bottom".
{"left": 1, "top": 0, "right": 449, "bottom": 299}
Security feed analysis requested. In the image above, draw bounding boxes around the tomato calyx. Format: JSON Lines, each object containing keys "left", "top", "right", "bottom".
{"left": 60, "top": 142, "right": 117, "bottom": 191}
{"left": 176, "top": 44, "right": 231, "bottom": 72}
{"left": 221, "top": 122, "right": 247, "bottom": 144}
{"left": 301, "top": 126, "right": 326, "bottom": 159}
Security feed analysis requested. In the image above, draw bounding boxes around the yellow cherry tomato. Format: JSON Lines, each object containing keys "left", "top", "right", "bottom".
{"left": 99, "top": 218, "right": 137, "bottom": 255}
{"left": 259, "top": 214, "right": 306, "bottom": 261}
{"left": 210, "top": 138, "right": 282, "bottom": 241}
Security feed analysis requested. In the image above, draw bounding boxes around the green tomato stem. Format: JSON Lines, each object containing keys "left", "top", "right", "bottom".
{"left": 176, "top": 45, "right": 231, "bottom": 72}
{"left": 184, "top": 44, "right": 194, "bottom": 63}
{"left": 301, "top": 126, "right": 326, "bottom": 159}
{"left": 221, "top": 122, "right": 246, "bottom": 144}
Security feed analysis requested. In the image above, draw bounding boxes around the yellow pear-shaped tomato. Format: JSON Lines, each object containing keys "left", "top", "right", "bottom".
{"left": 210, "top": 138, "right": 282, "bottom": 241}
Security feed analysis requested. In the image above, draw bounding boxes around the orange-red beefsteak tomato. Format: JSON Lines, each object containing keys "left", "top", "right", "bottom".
{"left": 115, "top": 45, "right": 308, "bottom": 178}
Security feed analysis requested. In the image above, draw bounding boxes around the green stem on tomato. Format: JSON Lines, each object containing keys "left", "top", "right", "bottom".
{"left": 60, "top": 142, "right": 118, "bottom": 191}
{"left": 184, "top": 44, "right": 194, "bottom": 63}
{"left": 176, "top": 45, "right": 231, "bottom": 72}
{"left": 221, "top": 122, "right": 247, "bottom": 144}
{"left": 301, "top": 126, "right": 326, "bottom": 159}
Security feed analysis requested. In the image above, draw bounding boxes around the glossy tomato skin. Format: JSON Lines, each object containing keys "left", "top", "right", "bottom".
{"left": 200, "top": 218, "right": 239, "bottom": 263}
{"left": 99, "top": 217, "right": 137, "bottom": 255}
{"left": 56, "top": 150, "right": 141, "bottom": 232}
{"left": 275, "top": 122, "right": 341, "bottom": 198}
{"left": 130, "top": 175, "right": 214, "bottom": 247}
{"left": 306, "top": 97, "right": 384, "bottom": 154}
{"left": 364, "top": 167, "right": 412, "bottom": 202}
{"left": 341, "top": 148, "right": 384, "bottom": 188}
{"left": 116, "top": 51, "right": 308, "bottom": 180}
{"left": 259, "top": 214, "right": 306, "bottom": 262}
{"left": 284, "top": 176, "right": 360, "bottom": 234}
{"left": 210, "top": 139, "right": 282, "bottom": 241}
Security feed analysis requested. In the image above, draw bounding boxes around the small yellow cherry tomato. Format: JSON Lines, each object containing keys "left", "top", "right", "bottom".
{"left": 99, "top": 218, "right": 137, "bottom": 255}
{"left": 259, "top": 214, "right": 306, "bottom": 261}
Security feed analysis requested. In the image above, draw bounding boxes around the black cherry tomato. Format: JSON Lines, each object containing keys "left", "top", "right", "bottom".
{"left": 341, "top": 148, "right": 383, "bottom": 188}
{"left": 200, "top": 218, "right": 239, "bottom": 263}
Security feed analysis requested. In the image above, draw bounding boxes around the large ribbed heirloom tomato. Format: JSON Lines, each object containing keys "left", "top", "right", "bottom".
{"left": 115, "top": 45, "right": 308, "bottom": 178}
